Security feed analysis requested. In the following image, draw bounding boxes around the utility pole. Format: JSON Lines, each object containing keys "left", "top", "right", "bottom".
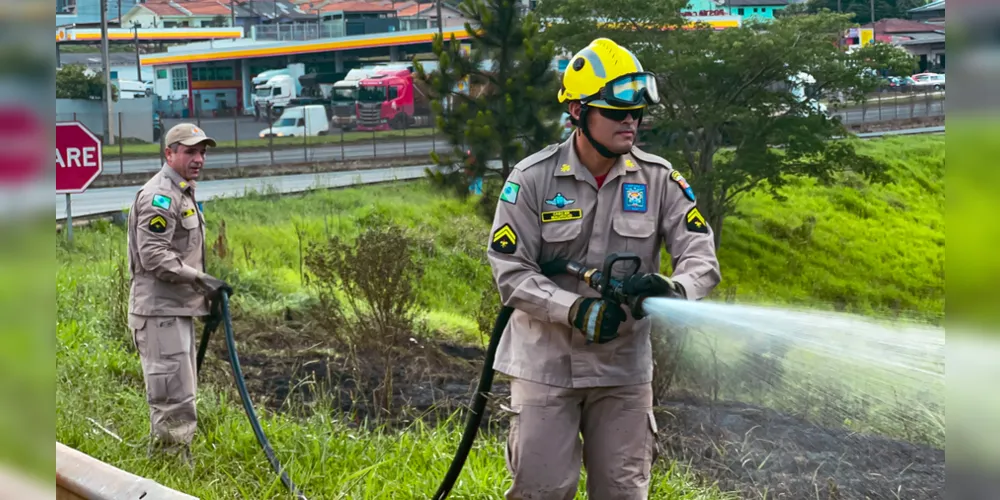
{"left": 134, "top": 22, "right": 142, "bottom": 80}
{"left": 436, "top": 0, "right": 443, "bottom": 40}
{"left": 101, "top": 0, "right": 115, "bottom": 145}
{"left": 230, "top": 0, "right": 235, "bottom": 27}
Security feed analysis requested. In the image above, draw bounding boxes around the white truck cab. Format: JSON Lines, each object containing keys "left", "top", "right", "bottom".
{"left": 259, "top": 105, "right": 330, "bottom": 138}
{"left": 255, "top": 74, "right": 301, "bottom": 118}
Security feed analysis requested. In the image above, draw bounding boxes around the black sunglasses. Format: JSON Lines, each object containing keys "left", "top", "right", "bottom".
{"left": 596, "top": 107, "right": 643, "bottom": 122}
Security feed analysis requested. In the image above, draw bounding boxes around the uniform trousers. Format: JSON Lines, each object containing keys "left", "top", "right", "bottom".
{"left": 503, "top": 377, "right": 659, "bottom": 500}
{"left": 129, "top": 315, "right": 198, "bottom": 449}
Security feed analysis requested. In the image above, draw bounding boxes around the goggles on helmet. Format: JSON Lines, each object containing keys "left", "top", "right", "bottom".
{"left": 583, "top": 72, "right": 661, "bottom": 109}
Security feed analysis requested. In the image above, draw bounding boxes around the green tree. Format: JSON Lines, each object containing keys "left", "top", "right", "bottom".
{"left": 537, "top": 5, "right": 917, "bottom": 248}
{"left": 415, "top": 0, "right": 562, "bottom": 199}
{"left": 56, "top": 64, "right": 117, "bottom": 101}
{"left": 799, "top": 0, "right": 929, "bottom": 25}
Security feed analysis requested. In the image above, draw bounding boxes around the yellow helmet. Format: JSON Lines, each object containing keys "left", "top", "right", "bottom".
{"left": 558, "top": 38, "right": 659, "bottom": 110}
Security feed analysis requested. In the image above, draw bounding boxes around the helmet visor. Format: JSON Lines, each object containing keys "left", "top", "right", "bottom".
{"left": 606, "top": 73, "right": 660, "bottom": 107}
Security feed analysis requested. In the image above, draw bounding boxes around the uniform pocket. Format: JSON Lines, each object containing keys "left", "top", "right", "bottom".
{"left": 181, "top": 213, "right": 200, "bottom": 230}
{"left": 501, "top": 403, "right": 522, "bottom": 475}
{"left": 541, "top": 219, "right": 583, "bottom": 243}
{"left": 612, "top": 215, "right": 658, "bottom": 257}
{"left": 612, "top": 214, "right": 656, "bottom": 238}
{"left": 128, "top": 315, "right": 147, "bottom": 353}
{"left": 148, "top": 318, "right": 188, "bottom": 375}
{"left": 148, "top": 373, "right": 186, "bottom": 405}
{"left": 647, "top": 409, "right": 661, "bottom": 467}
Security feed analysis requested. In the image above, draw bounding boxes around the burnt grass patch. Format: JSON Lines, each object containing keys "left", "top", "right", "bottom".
{"left": 196, "top": 212, "right": 942, "bottom": 498}
{"left": 197, "top": 312, "right": 943, "bottom": 500}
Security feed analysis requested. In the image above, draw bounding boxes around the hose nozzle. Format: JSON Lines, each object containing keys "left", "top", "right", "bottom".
{"left": 542, "top": 253, "right": 643, "bottom": 308}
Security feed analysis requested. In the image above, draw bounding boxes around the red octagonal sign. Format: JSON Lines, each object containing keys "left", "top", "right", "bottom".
{"left": 56, "top": 121, "right": 104, "bottom": 194}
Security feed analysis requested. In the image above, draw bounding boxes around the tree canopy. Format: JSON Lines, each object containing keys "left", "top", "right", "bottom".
{"left": 415, "top": 0, "right": 563, "bottom": 203}
{"left": 56, "top": 64, "right": 116, "bottom": 101}
{"left": 536, "top": 2, "right": 917, "bottom": 247}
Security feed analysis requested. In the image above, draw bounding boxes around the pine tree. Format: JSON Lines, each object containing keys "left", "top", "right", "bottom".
{"left": 415, "top": 0, "right": 562, "bottom": 200}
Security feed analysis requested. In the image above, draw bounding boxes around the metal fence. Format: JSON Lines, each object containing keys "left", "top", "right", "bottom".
{"left": 827, "top": 88, "right": 945, "bottom": 126}
{"left": 56, "top": 108, "right": 454, "bottom": 177}
{"left": 251, "top": 22, "right": 345, "bottom": 41}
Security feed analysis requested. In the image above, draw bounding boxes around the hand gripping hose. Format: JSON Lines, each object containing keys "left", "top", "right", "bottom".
{"left": 197, "top": 291, "right": 309, "bottom": 500}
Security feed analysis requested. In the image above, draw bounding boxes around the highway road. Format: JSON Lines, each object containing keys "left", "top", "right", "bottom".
{"left": 104, "top": 137, "right": 446, "bottom": 175}
{"left": 56, "top": 163, "right": 461, "bottom": 221}
{"left": 832, "top": 99, "right": 944, "bottom": 123}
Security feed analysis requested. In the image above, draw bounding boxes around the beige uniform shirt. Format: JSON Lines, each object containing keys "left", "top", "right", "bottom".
{"left": 127, "top": 164, "right": 209, "bottom": 317}
{"left": 487, "top": 136, "right": 722, "bottom": 388}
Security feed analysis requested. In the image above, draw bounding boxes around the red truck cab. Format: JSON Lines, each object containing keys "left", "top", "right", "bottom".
{"left": 355, "top": 69, "right": 428, "bottom": 131}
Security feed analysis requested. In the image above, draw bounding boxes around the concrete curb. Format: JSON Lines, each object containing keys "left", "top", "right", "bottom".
{"left": 56, "top": 442, "right": 198, "bottom": 500}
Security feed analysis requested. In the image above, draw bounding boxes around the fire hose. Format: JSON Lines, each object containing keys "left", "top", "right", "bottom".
{"left": 196, "top": 252, "right": 650, "bottom": 500}
{"left": 196, "top": 291, "right": 309, "bottom": 500}
{"left": 432, "top": 252, "right": 649, "bottom": 499}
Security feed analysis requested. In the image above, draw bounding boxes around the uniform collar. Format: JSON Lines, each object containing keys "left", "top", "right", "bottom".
{"left": 160, "top": 163, "right": 195, "bottom": 192}
{"left": 556, "top": 133, "right": 640, "bottom": 188}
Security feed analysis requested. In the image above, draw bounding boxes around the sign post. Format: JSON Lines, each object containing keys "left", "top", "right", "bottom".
{"left": 56, "top": 121, "right": 104, "bottom": 243}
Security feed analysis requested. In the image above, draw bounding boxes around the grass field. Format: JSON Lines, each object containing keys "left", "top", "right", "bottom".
{"left": 56, "top": 133, "right": 943, "bottom": 498}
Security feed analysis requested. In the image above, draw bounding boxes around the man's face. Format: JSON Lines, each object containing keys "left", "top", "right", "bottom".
{"left": 571, "top": 102, "right": 642, "bottom": 154}
{"left": 165, "top": 142, "right": 208, "bottom": 180}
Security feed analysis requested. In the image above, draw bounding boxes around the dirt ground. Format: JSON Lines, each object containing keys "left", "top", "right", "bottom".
{"left": 657, "top": 397, "right": 944, "bottom": 499}
{"left": 200, "top": 318, "right": 943, "bottom": 499}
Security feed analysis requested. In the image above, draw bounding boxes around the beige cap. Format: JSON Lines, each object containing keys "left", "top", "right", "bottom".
{"left": 164, "top": 123, "right": 217, "bottom": 147}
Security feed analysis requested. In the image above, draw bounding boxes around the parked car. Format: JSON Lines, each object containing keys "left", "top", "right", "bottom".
{"left": 910, "top": 73, "right": 946, "bottom": 91}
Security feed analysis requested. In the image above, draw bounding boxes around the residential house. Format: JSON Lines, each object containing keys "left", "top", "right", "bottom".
{"left": 58, "top": 0, "right": 140, "bottom": 26}
{"left": 722, "top": 0, "right": 789, "bottom": 21}
{"left": 683, "top": 0, "right": 788, "bottom": 21}
{"left": 121, "top": 1, "right": 236, "bottom": 28}
{"left": 121, "top": 0, "right": 314, "bottom": 29}
{"left": 394, "top": 1, "right": 468, "bottom": 29}
{"left": 908, "top": 0, "right": 944, "bottom": 24}
{"left": 234, "top": 0, "right": 318, "bottom": 26}
{"left": 863, "top": 18, "right": 945, "bottom": 72}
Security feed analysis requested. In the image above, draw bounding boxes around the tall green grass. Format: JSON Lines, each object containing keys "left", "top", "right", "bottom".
{"left": 56, "top": 134, "right": 942, "bottom": 498}
{"left": 715, "top": 134, "right": 944, "bottom": 323}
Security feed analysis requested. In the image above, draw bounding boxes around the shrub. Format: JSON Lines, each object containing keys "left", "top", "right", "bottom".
{"left": 303, "top": 212, "right": 431, "bottom": 418}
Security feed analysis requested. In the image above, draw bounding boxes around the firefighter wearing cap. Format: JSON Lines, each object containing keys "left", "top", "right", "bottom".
{"left": 126, "top": 123, "right": 233, "bottom": 460}
{"left": 487, "top": 39, "right": 721, "bottom": 498}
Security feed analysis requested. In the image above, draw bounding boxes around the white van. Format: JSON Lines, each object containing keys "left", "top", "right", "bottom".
{"left": 259, "top": 105, "right": 330, "bottom": 138}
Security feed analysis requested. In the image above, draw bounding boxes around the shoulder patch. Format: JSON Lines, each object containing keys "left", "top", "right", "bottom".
{"left": 149, "top": 215, "right": 168, "bottom": 233}
{"left": 491, "top": 223, "right": 518, "bottom": 254}
{"left": 629, "top": 147, "right": 673, "bottom": 169}
{"left": 513, "top": 143, "right": 560, "bottom": 172}
{"left": 500, "top": 181, "right": 520, "bottom": 205}
{"left": 685, "top": 207, "right": 709, "bottom": 234}
{"left": 151, "top": 194, "right": 172, "bottom": 210}
{"left": 670, "top": 170, "right": 697, "bottom": 202}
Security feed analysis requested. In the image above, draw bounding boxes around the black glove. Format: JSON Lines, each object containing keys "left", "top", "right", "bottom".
{"left": 622, "top": 273, "right": 686, "bottom": 319}
{"left": 569, "top": 297, "right": 628, "bottom": 344}
{"left": 206, "top": 292, "right": 224, "bottom": 328}
{"left": 195, "top": 272, "right": 234, "bottom": 301}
